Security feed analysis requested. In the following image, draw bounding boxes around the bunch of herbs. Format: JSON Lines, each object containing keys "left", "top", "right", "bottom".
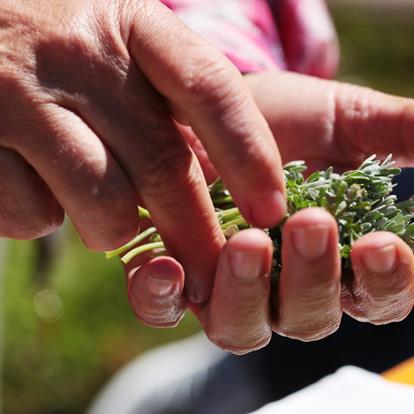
{"left": 107, "top": 155, "right": 414, "bottom": 278}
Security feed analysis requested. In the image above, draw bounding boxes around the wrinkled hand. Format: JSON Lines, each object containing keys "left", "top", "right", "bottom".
{"left": 127, "top": 71, "right": 414, "bottom": 354}
{"left": 0, "top": 0, "right": 287, "bottom": 303}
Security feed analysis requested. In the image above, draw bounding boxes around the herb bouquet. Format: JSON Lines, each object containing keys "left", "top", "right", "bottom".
{"left": 106, "top": 155, "right": 414, "bottom": 278}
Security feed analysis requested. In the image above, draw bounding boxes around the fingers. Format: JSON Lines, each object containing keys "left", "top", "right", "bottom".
{"left": 245, "top": 71, "right": 414, "bottom": 167}
{"left": 342, "top": 232, "right": 414, "bottom": 324}
{"left": 205, "top": 229, "right": 273, "bottom": 355}
{"left": 34, "top": 26, "right": 225, "bottom": 303}
{"left": 273, "top": 208, "right": 342, "bottom": 341}
{"left": 0, "top": 147, "right": 63, "bottom": 239}
{"left": 11, "top": 104, "right": 139, "bottom": 251}
{"left": 127, "top": 0, "right": 287, "bottom": 228}
{"left": 127, "top": 256, "right": 185, "bottom": 328}
{"left": 334, "top": 83, "right": 414, "bottom": 164}
{"left": 244, "top": 72, "right": 339, "bottom": 168}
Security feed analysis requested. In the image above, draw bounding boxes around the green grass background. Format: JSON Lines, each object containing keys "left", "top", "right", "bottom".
{"left": 3, "top": 5, "right": 414, "bottom": 414}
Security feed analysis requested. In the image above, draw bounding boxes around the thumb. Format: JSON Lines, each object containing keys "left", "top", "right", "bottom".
{"left": 334, "top": 81, "right": 414, "bottom": 165}
{"left": 245, "top": 71, "right": 414, "bottom": 167}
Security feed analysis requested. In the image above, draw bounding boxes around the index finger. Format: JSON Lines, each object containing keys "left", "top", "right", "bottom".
{"left": 126, "top": 0, "right": 287, "bottom": 229}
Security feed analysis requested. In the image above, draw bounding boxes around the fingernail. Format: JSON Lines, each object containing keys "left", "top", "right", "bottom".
{"left": 146, "top": 274, "right": 175, "bottom": 297}
{"left": 230, "top": 250, "right": 263, "bottom": 280}
{"left": 251, "top": 190, "right": 286, "bottom": 228}
{"left": 363, "top": 245, "right": 397, "bottom": 273}
{"left": 292, "top": 225, "right": 330, "bottom": 259}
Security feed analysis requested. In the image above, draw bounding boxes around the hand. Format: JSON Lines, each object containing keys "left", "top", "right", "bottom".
{"left": 126, "top": 71, "right": 414, "bottom": 353}
{"left": 0, "top": 0, "right": 287, "bottom": 303}
{"left": 245, "top": 71, "right": 414, "bottom": 171}
{"left": 243, "top": 71, "right": 414, "bottom": 336}
{"left": 125, "top": 226, "right": 275, "bottom": 353}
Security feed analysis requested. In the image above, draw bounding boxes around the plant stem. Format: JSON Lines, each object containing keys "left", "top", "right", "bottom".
{"left": 121, "top": 242, "right": 165, "bottom": 264}
{"left": 105, "top": 227, "right": 157, "bottom": 259}
{"left": 138, "top": 206, "right": 151, "bottom": 219}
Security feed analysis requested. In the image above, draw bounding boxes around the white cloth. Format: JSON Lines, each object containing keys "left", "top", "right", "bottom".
{"left": 252, "top": 366, "right": 414, "bottom": 414}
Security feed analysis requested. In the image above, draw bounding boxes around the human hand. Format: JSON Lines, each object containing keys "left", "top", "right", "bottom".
{"left": 125, "top": 225, "right": 275, "bottom": 353}
{"left": 0, "top": 0, "right": 287, "bottom": 303}
{"left": 244, "top": 71, "right": 414, "bottom": 172}
{"left": 126, "top": 72, "right": 414, "bottom": 353}
{"left": 245, "top": 71, "right": 414, "bottom": 338}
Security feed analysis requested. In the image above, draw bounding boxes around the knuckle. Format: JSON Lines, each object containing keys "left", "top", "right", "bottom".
{"left": 138, "top": 143, "right": 200, "bottom": 204}
{"left": 128, "top": 278, "right": 184, "bottom": 328}
{"left": 208, "top": 332, "right": 271, "bottom": 355}
{"left": 276, "top": 325, "right": 337, "bottom": 342}
{"left": 0, "top": 208, "right": 63, "bottom": 240}
{"left": 0, "top": 12, "right": 43, "bottom": 92}
{"left": 131, "top": 301, "right": 184, "bottom": 329}
{"left": 290, "top": 281, "right": 341, "bottom": 311}
{"left": 337, "top": 84, "right": 377, "bottom": 122}
{"left": 180, "top": 57, "right": 239, "bottom": 106}
{"left": 359, "top": 289, "right": 414, "bottom": 325}
{"left": 70, "top": 180, "right": 138, "bottom": 252}
{"left": 335, "top": 84, "right": 381, "bottom": 152}
{"left": 0, "top": 69, "right": 36, "bottom": 138}
{"left": 0, "top": 45, "right": 47, "bottom": 140}
{"left": 349, "top": 267, "right": 414, "bottom": 324}
{"left": 207, "top": 324, "right": 272, "bottom": 355}
{"left": 0, "top": 65, "right": 23, "bottom": 87}
{"left": 135, "top": 312, "right": 184, "bottom": 329}
{"left": 275, "top": 315, "right": 341, "bottom": 342}
{"left": 0, "top": 150, "right": 63, "bottom": 239}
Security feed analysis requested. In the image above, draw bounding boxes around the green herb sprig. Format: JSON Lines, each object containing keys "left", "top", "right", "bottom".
{"left": 106, "top": 155, "right": 414, "bottom": 277}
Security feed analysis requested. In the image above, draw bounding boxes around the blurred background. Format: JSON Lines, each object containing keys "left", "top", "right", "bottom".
{"left": 2, "top": 1, "right": 414, "bottom": 413}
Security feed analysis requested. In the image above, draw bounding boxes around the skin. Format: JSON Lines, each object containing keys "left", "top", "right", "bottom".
{"left": 0, "top": 0, "right": 287, "bottom": 305}
{"left": 127, "top": 72, "right": 414, "bottom": 354}
{"left": 2, "top": 1, "right": 413, "bottom": 353}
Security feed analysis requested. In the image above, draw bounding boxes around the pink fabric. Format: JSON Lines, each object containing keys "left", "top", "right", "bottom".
{"left": 161, "top": 0, "right": 339, "bottom": 78}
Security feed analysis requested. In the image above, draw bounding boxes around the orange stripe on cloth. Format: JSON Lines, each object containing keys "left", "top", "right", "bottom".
{"left": 383, "top": 357, "right": 414, "bottom": 386}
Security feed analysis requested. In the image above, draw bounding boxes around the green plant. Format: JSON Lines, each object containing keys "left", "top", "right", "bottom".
{"left": 106, "top": 155, "right": 414, "bottom": 277}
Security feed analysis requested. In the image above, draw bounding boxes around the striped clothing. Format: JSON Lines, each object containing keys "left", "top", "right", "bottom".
{"left": 162, "top": 0, "right": 339, "bottom": 78}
